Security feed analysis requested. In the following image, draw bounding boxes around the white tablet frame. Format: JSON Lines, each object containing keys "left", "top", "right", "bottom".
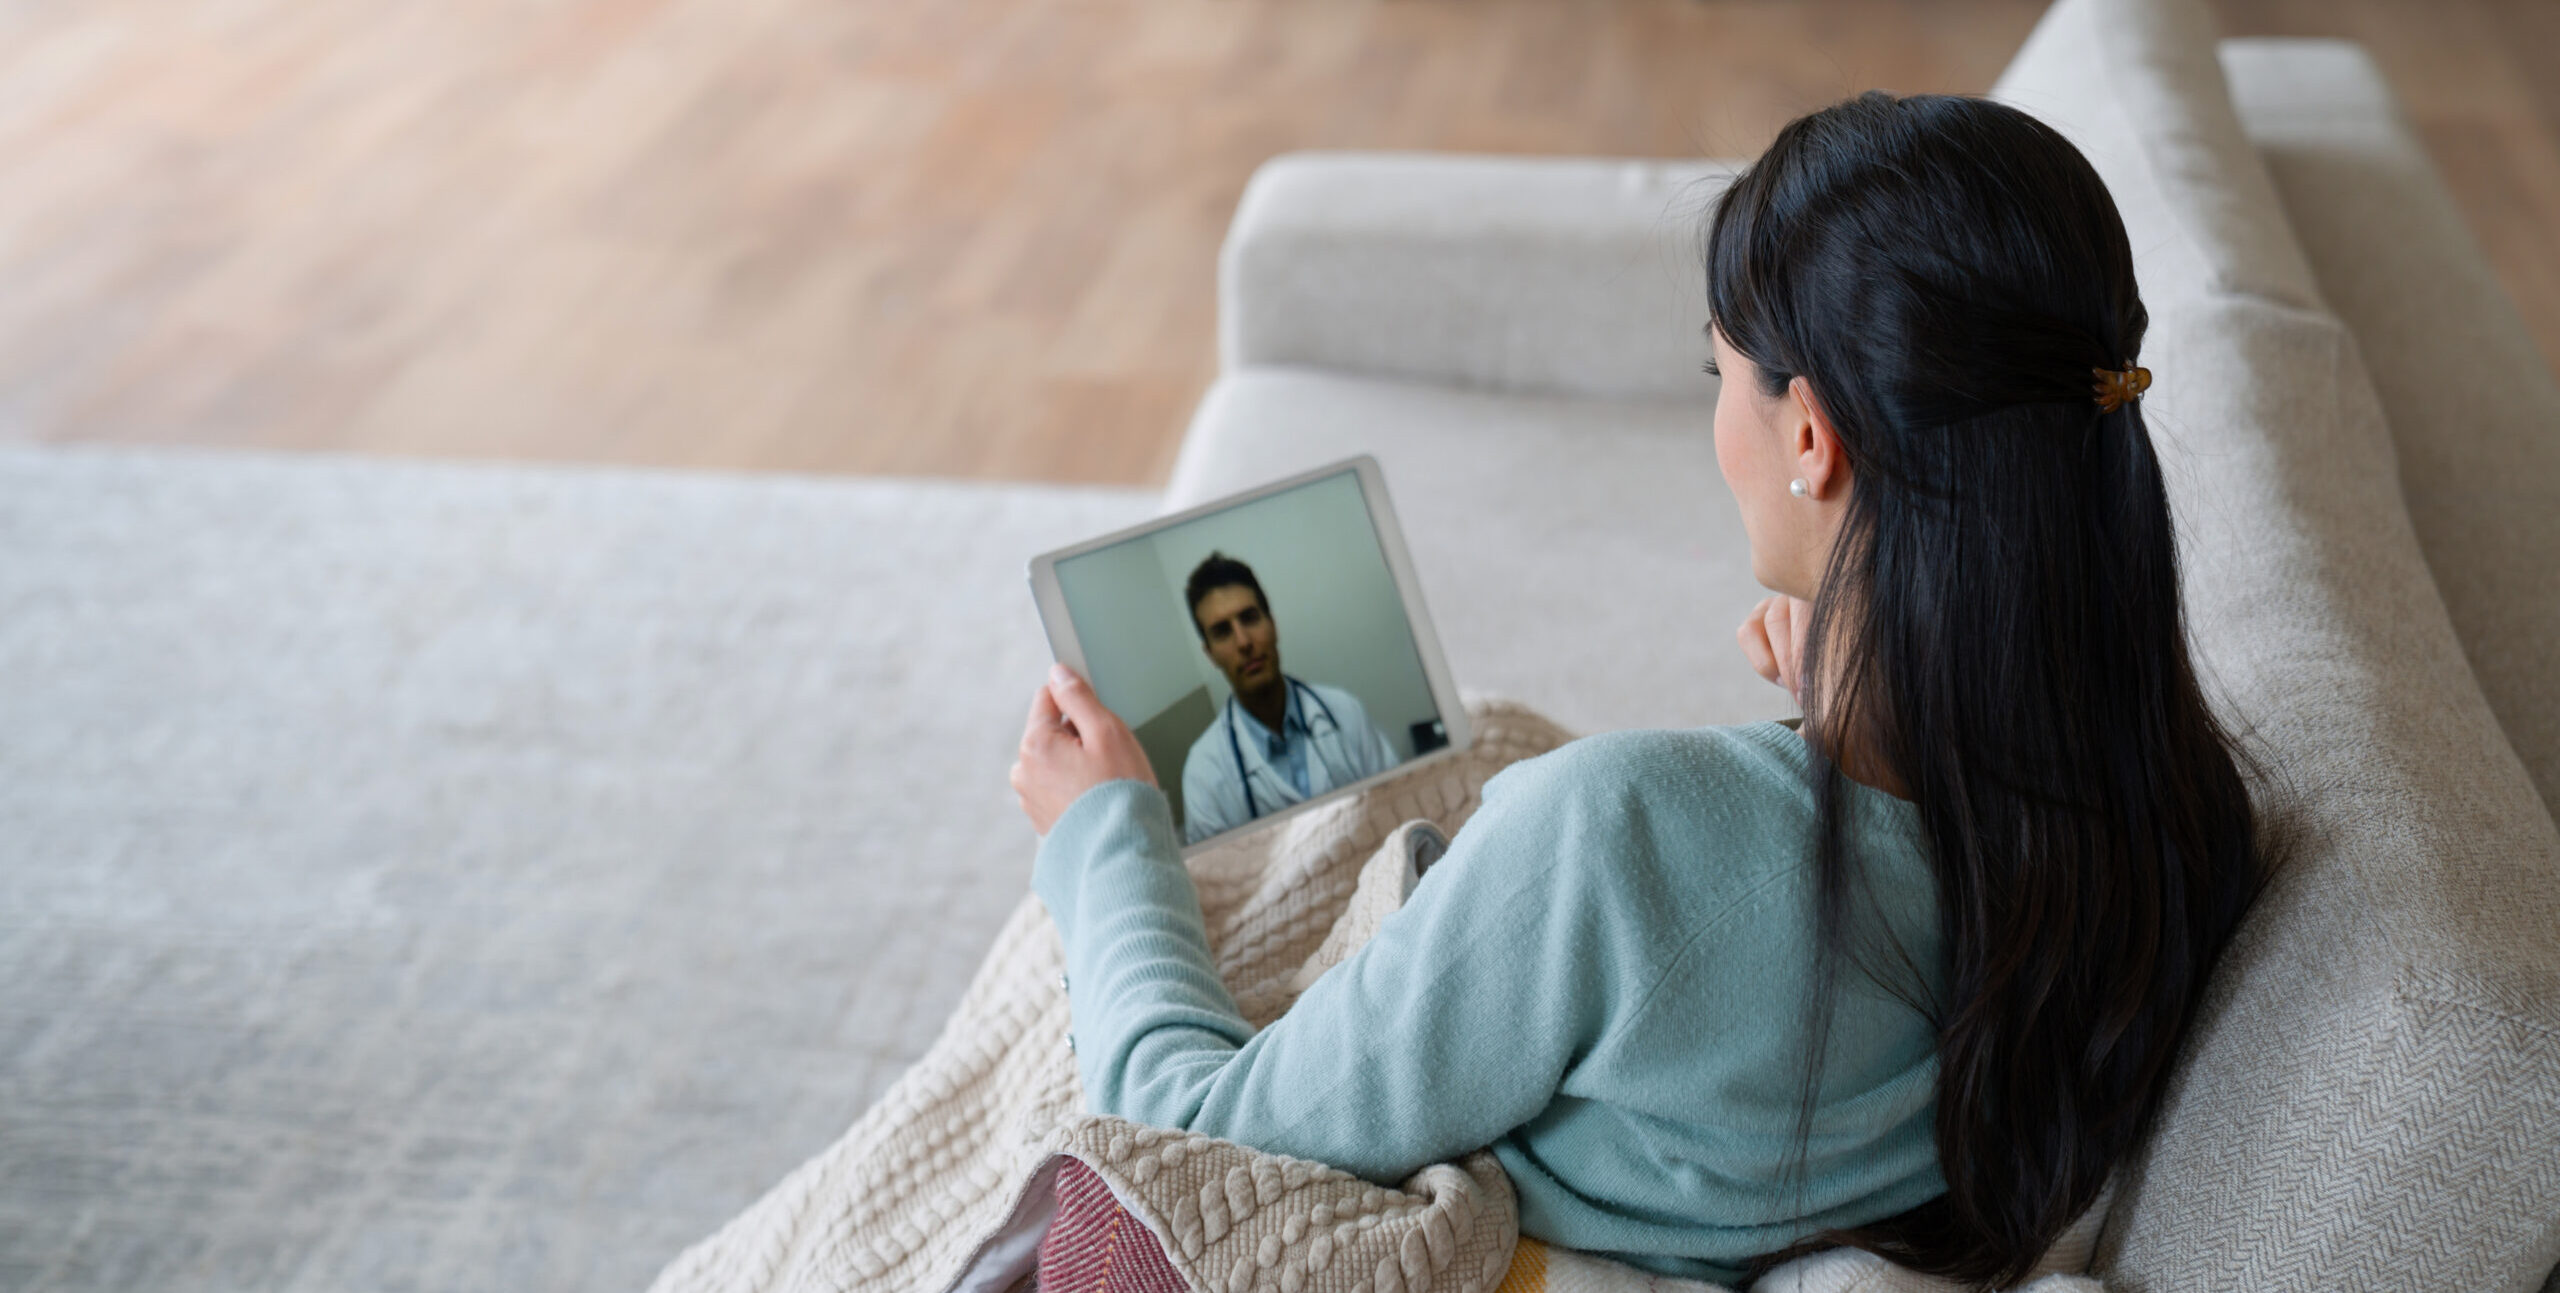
{"left": 1026, "top": 455, "right": 1471, "bottom": 855}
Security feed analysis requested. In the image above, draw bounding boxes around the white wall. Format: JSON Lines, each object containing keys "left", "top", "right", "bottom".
{"left": 1053, "top": 536, "right": 1204, "bottom": 733}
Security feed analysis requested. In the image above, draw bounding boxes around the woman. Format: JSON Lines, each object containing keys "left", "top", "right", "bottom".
{"left": 1011, "top": 91, "right": 2263, "bottom": 1287}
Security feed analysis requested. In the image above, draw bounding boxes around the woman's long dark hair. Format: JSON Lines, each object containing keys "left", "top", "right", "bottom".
{"left": 1705, "top": 93, "right": 2265, "bottom": 1286}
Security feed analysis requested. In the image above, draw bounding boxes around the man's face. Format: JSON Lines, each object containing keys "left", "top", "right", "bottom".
{"left": 1193, "top": 585, "right": 1280, "bottom": 693}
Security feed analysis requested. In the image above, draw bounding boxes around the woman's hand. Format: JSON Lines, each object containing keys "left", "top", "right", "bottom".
{"left": 1012, "top": 664, "right": 1158, "bottom": 836}
{"left": 1737, "top": 594, "right": 1813, "bottom": 703}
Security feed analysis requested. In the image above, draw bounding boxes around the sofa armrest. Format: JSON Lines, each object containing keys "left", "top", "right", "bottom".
{"left": 1217, "top": 152, "right": 1734, "bottom": 403}
{"left": 2224, "top": 36, "right": 2560, "bottom": 816}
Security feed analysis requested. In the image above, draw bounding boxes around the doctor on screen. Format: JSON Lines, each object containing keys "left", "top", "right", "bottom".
{"left": 1178, "top": 552, "right": 1400, "bottom": 844}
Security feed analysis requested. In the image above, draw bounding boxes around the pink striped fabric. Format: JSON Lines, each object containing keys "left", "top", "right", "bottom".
{"left": 1037, "top": 1158, "right": 1193, "bottom": 1293}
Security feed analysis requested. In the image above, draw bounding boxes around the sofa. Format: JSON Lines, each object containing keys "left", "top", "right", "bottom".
{"left": 1, "top": 0, "right": 2552, "bottom": 1288}
{"left": 1174, "top": 3, "right": 2560, "bottom": 1288}
{"left": 1180, "top": 3, "right": 2560, "bottom": 1288}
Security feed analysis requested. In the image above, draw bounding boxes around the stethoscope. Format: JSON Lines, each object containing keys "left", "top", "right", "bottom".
{"left": 1223, "top": 676, "right": 1342, "bottom": 819}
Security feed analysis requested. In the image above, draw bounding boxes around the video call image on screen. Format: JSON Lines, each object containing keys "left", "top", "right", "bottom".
{"left": 1054, "top": 470, "right": 1448, "bottom": 844}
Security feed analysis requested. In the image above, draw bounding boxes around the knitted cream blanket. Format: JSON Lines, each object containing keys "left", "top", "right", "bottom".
{"left": 647, "top": 700, "right": 2104, "bottom": 1293}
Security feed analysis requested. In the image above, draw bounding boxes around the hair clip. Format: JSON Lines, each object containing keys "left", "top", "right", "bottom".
{"left": 2093, "top": 365, "right": 2152, "bottom": 413}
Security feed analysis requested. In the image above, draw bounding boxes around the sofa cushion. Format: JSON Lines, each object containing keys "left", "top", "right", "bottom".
{"left": 2223, "top": 36, "right": 2560, "bottom": 819}
{"left": 1993, "top": 1, "right": 2560, "bottom": 1289}
{"left": 1220, "top": 154, "right": 1727, "bottom": 403}
{"left": 1166, "top": 369, "right": 1783, "bottom": 736}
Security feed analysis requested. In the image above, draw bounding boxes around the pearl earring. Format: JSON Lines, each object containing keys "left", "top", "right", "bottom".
{"left": 1789, "top": 478, "right": 1811, "bottom": 499}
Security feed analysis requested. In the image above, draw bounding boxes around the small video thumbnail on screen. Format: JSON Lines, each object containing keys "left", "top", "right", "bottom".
{"left": 1054, "top": 470, "right": 1449, "bottom": 844}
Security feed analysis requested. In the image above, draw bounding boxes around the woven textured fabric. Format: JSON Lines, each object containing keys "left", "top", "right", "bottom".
{"left": 1039, "top": 1160, "right": 1192, "bottom": 1293}
{"left": 647, "top": 699, "right": 1569, "bottom": 1293}
{"left": 1038, "top": 1112, "right": 1518, "bottom": 1293}
{"left": 2221, "top": 37, "right": 2560, "bottom": 820}
{"left": 1995, "top": 0, "right": 2560, "bottom": 1289}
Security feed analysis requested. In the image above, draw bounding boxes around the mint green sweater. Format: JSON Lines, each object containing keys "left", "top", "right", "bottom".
{"left": 1031, "top": 722, "right": 1947, "bottom": 1283}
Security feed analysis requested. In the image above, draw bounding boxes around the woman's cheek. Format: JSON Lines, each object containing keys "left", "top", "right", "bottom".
{"left": 1713, "top": 389, "right": 1788, "bottom": 590}
{"left": 1711, "top": 391, "right": 1741, "bottom": 488}
{"left": 1712, "top": 389, "right": 1764, "bottom": 516}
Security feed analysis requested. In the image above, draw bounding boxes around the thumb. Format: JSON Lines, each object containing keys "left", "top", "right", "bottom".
{"left": 1047, "top": 664, "right": 1114, "bottom": 734}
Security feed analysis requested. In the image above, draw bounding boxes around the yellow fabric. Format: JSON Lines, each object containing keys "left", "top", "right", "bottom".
{"left": 1495, "top": 1238, "right": 1550, "bottom": 1293}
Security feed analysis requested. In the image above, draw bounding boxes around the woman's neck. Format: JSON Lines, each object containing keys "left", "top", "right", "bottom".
{"left": 1839, "top": 741, "right": 1912, "bottom": 801}
{"left": 1800, "top": 715, "right": 1911, "bottom": 801}
{"left": 1238, "top": 679, "right": 1289, "bottom": 735}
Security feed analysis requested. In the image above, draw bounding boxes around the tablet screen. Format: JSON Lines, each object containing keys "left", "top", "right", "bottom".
{"left": 1043, "top": 464, "right": 1454, "bottom": 846}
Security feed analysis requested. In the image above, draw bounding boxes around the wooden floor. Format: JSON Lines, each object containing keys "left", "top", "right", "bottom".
{"left": 1, "top": 0, "right": 2551, "bottom": 486}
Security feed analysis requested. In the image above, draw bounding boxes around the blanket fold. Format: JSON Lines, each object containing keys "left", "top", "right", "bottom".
{"left": 648, "top": 699, "right": 2105, "bottom": 1293}
{"left": 650, "top": 700, "right": 1572, "bottom": 1293}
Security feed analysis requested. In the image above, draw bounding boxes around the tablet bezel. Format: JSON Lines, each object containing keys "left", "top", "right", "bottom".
{"left": 1026, "top": 455, "right": 1471, "bottom": 855}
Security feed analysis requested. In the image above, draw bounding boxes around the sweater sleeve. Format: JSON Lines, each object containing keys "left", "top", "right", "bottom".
{"left": 1031, "top": 753, "right": 1630, "bottom": 1184}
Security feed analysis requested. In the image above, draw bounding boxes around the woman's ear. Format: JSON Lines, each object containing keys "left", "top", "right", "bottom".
{"left": 1788, "top": 375, "right": 1849, "bottom": 501}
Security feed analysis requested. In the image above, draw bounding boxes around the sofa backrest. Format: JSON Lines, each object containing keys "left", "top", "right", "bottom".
{"left": 1992, "top": 0, "right": 2560, "bottom": 1288}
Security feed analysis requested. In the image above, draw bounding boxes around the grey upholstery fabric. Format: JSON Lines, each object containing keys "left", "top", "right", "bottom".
{"left": 1219, "top": 154, "right": 1727, "bottom": 403}
{"left": 1166, "top": 368, "right": 1780, "bottom": 736}
{"left": 1999, "top": 0, "right": 2321, "bottom": 312}
{"left": 2223, "top": 37, "right": 2560, "bottom": 819}
{"left": 1994, "top": 2, "right": 2560, "bottom": 1289}
{"left": 0, "top": 445, "right": 1150, "bottom": 1290}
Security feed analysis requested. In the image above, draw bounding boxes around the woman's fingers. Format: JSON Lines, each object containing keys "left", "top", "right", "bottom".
{"left": 1029, "top": 669, "right": 1150, "bottom": 837}
{"left": 1045, "top": 664, "right": 1116, "bottom": 738}
{"left": 1730, "top": 594, "right": 1792, "bottom": 686}
{"left": 1767, "top": 597, "right": 1796, "bottom": 691}
{"left": 1769, "top": 596, "right": 1812, "bottom": 700}
{"left": 1022, "top": 681, "right": 1067, "bottom": 748}
{"left": 1052, "top": 666, "right": 1157, "bottom": 788}
{"left": 1739, "top": 595, "right": 1815, "bottom": 700}
{"left": 1738, "top": 612, "right": 1779, "bottom": 685}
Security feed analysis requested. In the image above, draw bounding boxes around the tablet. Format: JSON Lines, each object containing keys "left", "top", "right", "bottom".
{"left": 1028, "top": 456, "right": 1470, "bottom": 853}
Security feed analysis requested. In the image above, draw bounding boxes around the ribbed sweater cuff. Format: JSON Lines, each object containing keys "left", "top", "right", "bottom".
{"left": 1030, "top": 779, "right": 1186, "bottom": 942}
